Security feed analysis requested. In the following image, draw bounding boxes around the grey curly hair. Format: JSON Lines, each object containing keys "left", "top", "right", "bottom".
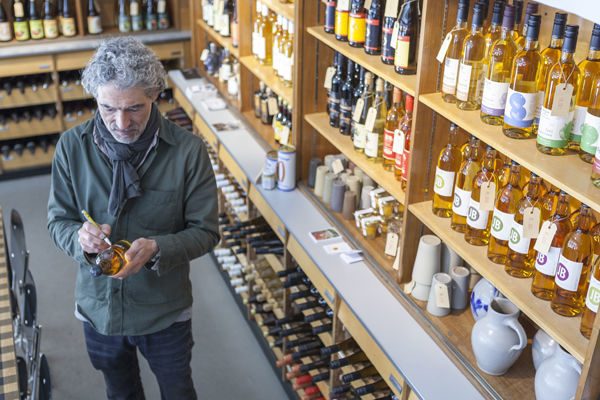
{"left": 81, "top": 36, "right": 167, "bottom": 98}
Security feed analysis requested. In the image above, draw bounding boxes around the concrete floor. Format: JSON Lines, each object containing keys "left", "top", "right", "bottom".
{"left": 0, "top": 174, "right": 289, "bottom": 400}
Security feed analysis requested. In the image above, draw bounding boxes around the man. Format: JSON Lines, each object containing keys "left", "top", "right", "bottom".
{"left": 47, "top": 37, "right": 219, "bottom": 400}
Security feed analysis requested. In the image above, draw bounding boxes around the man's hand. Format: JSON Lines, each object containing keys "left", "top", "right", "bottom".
{"left": 78, "top": 222, "right": 111, "bottom": 254}
{"left": 112, "top": 238, "right": 159, "bottom": 279}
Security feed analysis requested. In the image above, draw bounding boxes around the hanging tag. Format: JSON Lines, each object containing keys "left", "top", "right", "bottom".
{"left": 365, "top": 107, "right": 377, "bottom": 131}
{"left": 404, "top": 280, "right": 415, "bottom": 294}
{"left": 384, "top": 0, "right": 399, "bottom": 17}
{"left": 534, "top": 221, "right": 558, "bottom": 255}
{"left": 364, "top": 0, "right": 372, "bottom": 9}
{"left": 279, "top": 126, "right": 290, "bottom": 145}
{"left": 436, "top": 33, "right": 453, "bottom": 64}
{"left": 267, "top": 97, "right": 278, "bottom": 115}
{"left": 551, "top": 83, "right": 574, "bottom": 117}
{"left": 390, "top": 21, "right": 400, "bottom": 49}
{"left": 393, "top": 129, "right": 405, "bottom": 154}
{"left": 323, "top": 66, "right": 336, "bottom": 90}
{"left": 385, "top": 232, "right": 400, "bottom": 257}
{"left": 331, "top": 159, "right": 345, "bottom": 174}
{"left": 479, "top": 181, "right": 496, "bottom": 211}
{"left": 435, "top": 283, "right": 451, "bottom": 308}
{"left": 353, "top": 98, "right": 364, "bottom": 122}
{"left": 200, "top": 49, "right": 209, "bottom": 62}
{"left": 523, "top": 207, "right": 541, "bottom": 239}
{"left": 338, "top": 0, "right": 350, "bottom": 10}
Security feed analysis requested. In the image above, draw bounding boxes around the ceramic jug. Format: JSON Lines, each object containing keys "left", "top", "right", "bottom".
{"left": 470, "top": 278, "right": 500, "bottom": 321}
{"left": 532, "top": 329, "right": 558, "bottom": 370}
{"left": 471, "top": 297, "right": 527, "bottom": 375}
{"left": 535, "top": 346, "right": 582, "bottom": 400}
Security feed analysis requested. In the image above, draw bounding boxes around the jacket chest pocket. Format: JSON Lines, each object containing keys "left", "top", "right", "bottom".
{"left": 129, "top": 189, "right": 179, "bottom": 233}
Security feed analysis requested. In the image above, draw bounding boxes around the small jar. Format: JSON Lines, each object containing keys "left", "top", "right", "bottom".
{"left": 354, "top": 208, "right": 376, "bottom": 229}
{"left": 379, "top": 216, "right": 390, "bottom": 234}
{"left": 361, "top": 216, "right": 381, "bottom": 240}
{"left": 378, "top": 196, "right": 398, "bottom": 217}
{"left": 369, "top": 187, "right": 387, "bottom": 209}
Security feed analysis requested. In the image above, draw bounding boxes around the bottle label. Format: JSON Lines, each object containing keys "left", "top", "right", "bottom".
{"left": 555, "top": 255, "right": 584, "bottom": 292}
{"left": 491, "top": 208, "right": 514, "bottom": 241}
{"left": 364, "top": 17, "right": 381, "bottom": 51}
{"left": 365, "top": 132, "right": 380, "bottom": 157}
{"left": 535, "top": 90, "right": 544, "bottom": 123}
{"left": 61, "top": 18, "right": 75, "bottom": 36}
{"left": 442, "top": 58, "right": 459, "bottom": 95}
{"left": 394, "top": 36, "right": 410, "bottom": 69}
{"left": 585, "top": 275, "right": 600, "bottom": 313}
{"left": 452, "top": 186, "right": 471, "bottom": 217}
{"left": 282, "top": 55, "right": 293, "bottom": 82}
{"left": 503, "top": 89, "right": 537, "bottom": 128}
{"left": 132, "top": 14, "right": 144, "bottom": 31}
{"left": 571, "top": 105, "right": 588, "bottom": 142}
{"left": 535, "top": 246, "right": 561, "bottom": 276}
{"left": 381, "top": 27, "right": 394, "bottom": 62}
{"left": 537, "top": 106, "right": 573, "bottom": 148}
{"left": 335, "top": 10, "right": 349, "bottom": 37}
{"left": 86, "top": 16, "right": 102, "bottom": 34}
{"left": 325, "top": 1, "right": 336, "bottom": 30}
{"left": 13, "top": 21, "right": 29, "bottom": 41}
{"left": 433, "top": 168, "right": 455, "bottom": 197}
{"left": 456, "top": 63, "right": 472, "bottom": 102}
{"left": 29, "top": 20, "right": 44, "bottom": 39}
{"left": 157, "top": 0, "right": 166, "bottom": 14}
{"left": 509, "top": 222, "right": 531, "bottom": 254}
{"left": 348, "top": 12, "right": 366, "bottom": 44}
{"left": 581, "top": 112, "right": 600, "bottom": 155}
{"left": 118, "top": 15, "right": 131, "bottom": 32}
{"left": 467, "top": 199, "right": 489, "bottom": 230}
{"left": 402, "top": 149, "right": 410, "bottom": 180}
{"left": 382, "top": 128, "right": 395, "bottom": 160}
{"left": 256, "top": 37, "right": 266, "bottom": 60}
{"left": 146, "top": 14, "right": 158, "bottom": 30}
{"left": 481, "top": 78, "right": 509, "bottom": 116}
{"left": 0, "top": 22, "right": 11, "bottom": 41}
{"left": 130, "top": 2, "right": 139, "bottom": 15}
{"left": 353, "top": 124, "right": 366, "bottom": 149}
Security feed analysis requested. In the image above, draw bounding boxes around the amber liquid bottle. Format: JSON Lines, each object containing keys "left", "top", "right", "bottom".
{"left": 61, "top": 0, "right": 77, "bottom": 36}
{"left": 551, "top": 204, "right": 595, "bottom": 317}
{"left": 42, "top": 0, "right": 59, "bottom": 39}
{"left": 456, "top": 2, "right": 485, "bottom": 110}
{"left": 28, "top": 0, "right": 44, "bottom": 39}
{"left": 531, "top": 191, "right": 572, "bottom": 300}
{"left": 451, "top": 136, "right": 481, "bottom": 233}
{"left": 465, "top": 146, "right": 498, "bottom": 246}
{"left": 432, "top": 123, "right": 462, "bottom": 218}
{"left": 441, "top": 0, "right": 469, "bottom": 103}
{"left": 91, "top": 240, "right": 131, "bottom": 277}
{"left": 347, "top": 0, "right": 366, "bottom": 47}
{"left": 539, "top": 185, "right": 560, "bottom": 222}
{"left": 395, "top": 94, "right": 413, "bottom": 188}
{"left": 581, "top": 257, "right": 600, "bottom": 338}
{"left": 382, "top": 87, "right": 404, "bottom": 171}
{"left": 505, "top": 173, "right": 542, "bottom": 278}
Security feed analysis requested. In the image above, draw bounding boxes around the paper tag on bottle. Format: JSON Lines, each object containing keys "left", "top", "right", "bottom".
{"left": 479, "top": 181, "right": 496, "bottom": 211}
{"left": 365, "top": 107, "right": 377, "bottom": 131}
{"left": 435, "top": 283, "right": 451, "bottom": 308}
{"left": 279, "top": 126, "right": 290, "bottom": 145}
{"left": 364, "top": 0, "right": 372, "bottom": 9}
{"left": 390, "top": 21, "right": 400, "bottom": 49}
{"left": 551, "top": 83, "right": 574, "bottom": 117}
{"left": 200, "top": 49, "right": 209, "bottom": 62}
{"left": 331, "top": 159, "right": 345, "bottom": 174}
{"left": 404, "top": 280, "right": 415, "bottom": 294}
{"left": 385, "top": 232, "right": 399, "bottom": 257}
{"left": 353, "top": 98, "right": 364, "bottom": 122}
{"left": 436, "top": 33, "right": 453, "bottom": 64}
{"left": 338, "top": 0, "right": 350, "bottom": 10}
{"left": 267, "top": 97, "right": 278, "bottom": 115}
{"left": 534, "top": 220, "right": 558, "bottom": 255}
{"left": 384, "top": 0, "right": 400, "bottom": 17}
{"left": 523, "top": 207, "right": 541, "bottom": 239}
{"left": 323, "top": 66, "right": 336, "bottom": 90}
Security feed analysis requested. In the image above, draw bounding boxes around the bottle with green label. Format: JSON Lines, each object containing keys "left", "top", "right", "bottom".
{"left": 505, "top": 172, "right": 542, "bottom": 278}
{"left": 580, "top": 74, "right": 600, "bottom": 163}
{"left": 451, "top": 135, "right": 481, "bottom": 233}
{"left": 551, "top": 203, "right": 594, "bottom": 317}
{"left": 28, "top": 0, "right": 44, "bottom": 39}
{"left": 465, "top": 145, "right": 497, "bottom": 246}
{"left": 581, "top": 257, "right": 600, "bottom": 338}
{"left": 13, "top": 0, "right": 30, "bottom": 41}
{"left": 432, "top": 122, "right": 461, "bottom": 218}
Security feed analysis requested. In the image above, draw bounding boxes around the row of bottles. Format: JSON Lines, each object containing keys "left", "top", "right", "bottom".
{"left": 253, "top": 82, "right": 292, "bottom": 145}
{"left": 0, "top": 104, "right": 57, "bottom": 124}
{"left": 323, "top": 0, "right": 420, "bottom": 75}
{"left": 200, "top": 0, "right": 238, "bottom": 45}
{"left": 0, "top": 73, "right": 53, "bottom": 94}
{"left": 1, "top": 0, "right": 77, "bottom": 41}
{"left": 165, "top": 107, "right": 193, "bottom": 131}
{"left": 431, "top": 124, "right": 600, "bottom": 338}
{"left": 115, "top": 0, "right": 170, "bottom": 32}
{"left": 0, "top": 134, "right": 58, "bottom": 159}
{"left": 325, "top": 52, "right": 413, "bottom": 187}
{"left": 201, "top": 42, "right": 241, "bottom": 99}
{"left": 439, "top": 1, "right": 600, "bottom": 187}
{"left": 251, "top": 1, "right": 295, "bottom": 87}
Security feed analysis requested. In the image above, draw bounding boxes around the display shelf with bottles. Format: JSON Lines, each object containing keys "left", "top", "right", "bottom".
{"left": 240, "top": 56, "right": 293, "bottom": 106}
{"left": 259, "top": 0, "right": 293, "bottom": 21}
{"left": 0, "top": 74, "right": 57, "bottom": 108}
{"left": 196, "top": 17, "right": 239, "bottom": 59}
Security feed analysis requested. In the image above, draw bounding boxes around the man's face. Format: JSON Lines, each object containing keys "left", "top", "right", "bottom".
{"left": 96, "top": 84, "right": 158, "bottom": 144}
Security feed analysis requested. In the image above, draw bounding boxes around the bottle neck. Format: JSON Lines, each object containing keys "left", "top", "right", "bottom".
{"left": 554, "top": 195, "right": 570, "bottom": 217}
{"left": 507, "top": 166, "right": 521, "bottom": 186}
{"left": 524, "top": 38, "right": 539, "bottom": 51}
{"left": 587, "top": 49, "right": 600, "bottom": 61}
{"left": 482, "top": 150, "right": 496, "bottom": 171}
{"left": 560, "top": 51, "right": 575, "bottom": 64}
{"left": 550, "top": 37, "right": 563, "bottom": 49}
{"left": 448, "top": 127, "right": 459, "bottom": 147}
{"left": 471, "top": 25, "right": 483, "bottom": 35}
{"left": 576, "top": 207, "right": 592, "bottom": 232}
{"left": 526, "top": 177, "right": 541, "bottom": 199}
{"left": 456, "top": 20, "right": 467, "bottom": 30}
{"left": 500, "top": 26, "right": 513, "bottom": 40}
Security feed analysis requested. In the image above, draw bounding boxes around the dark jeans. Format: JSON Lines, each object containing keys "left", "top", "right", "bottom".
{"left": 83, "top": 320, "right": 197, "bottom": 400}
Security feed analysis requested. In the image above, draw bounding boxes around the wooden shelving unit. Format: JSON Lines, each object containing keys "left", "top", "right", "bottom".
{"left": 196, "top": 18, "right": 240, "bottom": 59}
{"left": 0, "top": 118, "right": 61, "bottom": 140}
{"left": 260, "top": 0, "right": 295, "bottom": 20}
{"left": 1, "top": 146, "right": 55, "bottom": 172}
{"left": 240, "top": 56, "right": 293, "bottom": 106}
{"left": 0, "top": 86, "right": 57, "bottom": 109}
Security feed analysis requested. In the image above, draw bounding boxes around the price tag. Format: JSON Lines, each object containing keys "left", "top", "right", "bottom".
{"left": 534, "top": 220, "right": 558, "bottom": 255}
{"left": 436, "top": 32, "right": 453, "bottom": 64}
{"left": 200, "top": 49, "right": 209, "bottom": 62}
{"left": 385, "top": 232, "right": 400, "bottom": 257}
{"left": 404, "top": 280, "right": 415, "bottom": 294}
{"left": 523, "top": 207, "right": 541, "bottom": 239}
{"left": 390, "top": 21, "right": 400, "bottom": 49}
{"left": 279, "top": 126, "right": 290, "bottom": 145}
{"left": 435, "top": 283, "right": 451, "bottom": 308}
{"left": 479, "top": 181, "right": 496, "bottom": 211}
{"left": 365, "top": 107, "right": 377, "bottom": 131}
{"left": 337, "top": 0, "right": 350, "bottom": 10}
{"left": 331, "top": 159, "right": 345, "bottom": 174}
{"left": 551, "top": 83, "right": 574, "bottom": 117}
{"left": 384, "top": 0, "right": 400, "bottom": 17}
{"left": 392, "top": 129, "right": 405, "bottom": 154}
{"left": 323, "top": 66, "right": 336, "bottom": 90}
{"left": 353, "top": 98, "right": 364, "bottom": 122}
{"left": 267, "top": 97, "right": 278, "bottom": 115}
{"left": 364, "top": 0, "right": 372, "bottom": 9}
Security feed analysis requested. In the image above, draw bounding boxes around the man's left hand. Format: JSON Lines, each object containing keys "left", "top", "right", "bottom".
{"left": 112, "top": 238, "right": 158, "bottom": 279}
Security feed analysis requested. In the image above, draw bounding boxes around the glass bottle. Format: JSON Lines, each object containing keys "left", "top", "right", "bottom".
{"left": 432, "top": 123, "right": 462, "bottom": 218}
{"left": 28, "top": 0, "right": 44, "bottom": 39}
{"left": 583, "top": 76, "right": 600, "bottom": 164}
{"left": 260, "top": 88, "right": 275, "bottom": 125}
{"left": 0, "top": 3, "right": 11, "bottom": 42}
{"left": 511, "top": 0, "right": 523, "bottom": 40}
{"left": 146, "top": 0, "right": 157, "bottom": 30}
{"left": 380, "top": 0, "right": 400, "bottom": 65}
{"left": 352, "top": 65, "right": 366, "bottom": 116}
{"left": 481, "top": 1, "right": 503, "bottom": 90}
{"left": 537, "top": 25, "right": 580, "bottom": 156}
{"left": 130, "top": 0, "right": 143, "bottom": 31}
{"left": 281, "top": 20, "right": 294, "bottom": 87}
{"left": 91, "top": 240, "right": 132, "bottom": 277}
{"left": 551, "top": 204, "right": 594, "bottom": 317}
{"left": 465, "top": 145, "right": 498, "bottom": 245}
{"left": 42, "top": 0, "right": 59, "bottom": 38}
{"left": 488, "top": 160, "right": 522, "bottom": 264}
{"left": 348, "top": 0, "right": 366, "bottom": 47}
{"left": 573, "top": 24, "right": 600, "bottom": 153}
{"left": 353, "top": 71, "right": 374, "bottom": 153}
{"left": 324, "top": 0, "right": 336, "bottom": 34}
{"left": 451, "top": 136, "right": 482, "bottom": 233}
{"left": 254, "top": 81, "right": 266, "bottom": 118}
{"left": 339, "top": 58, "right": 355, "bottom": 136}
{"left": 514, "top": 2, "right": 537, "bottom": 50}
{"left": 505, "top": 172, "right": 542, "bottom": 278}
{"left": 456, "top": 2, "right": 486, "bottom": 110}
{"left": 272, "top": 16, "right": 283, "bottom": 77}
{"left": 396, "top": 94, "right": 413, "bottom": 188}
{"left": 157, "top": 0, "right": 169, "bottom": 29}
{"left": 117, "top": 0, "right": 130, "bottom": 32}
{"left": 13, "top": 0, "right": 30, "bottom": 41}
{"left": 393, "top": 0, "right": 419, "bottom": 75}
{"left": 383, "top": 87, "right": 404, "bottom": 171}
{"left": 220, "top": 0, "right": 232, "bottom": 37}
{"left": 364, "top": 0, "right": 382, "bottom": 55}
{"left": 531, "top": 191, "right": 572, "bottom": 301}
{"left": 231, "top": 0, "right": 238, "bottom": 46}
{"left": 328, "top": 52, "right": 345, "bottom": 128}
{"left": 441, "top": 0, "right": 469, "bottom": 103}
{"left": 252, "top": 2, "right": 263, "bottom": 59}
{"left": 335, "top": 0, "right": 350, "bottom": 41}
{"left": 257, "top": 4, "right": 273, "bottom": 65}
{"left": 539, "top": 184, "right": 560, "bottom": 222}
{"left": 365, "top": 77, "right": 387, "bottom": 163}
{"left": 581, "top": 257, "right": 600, "bottom": 338}
{"left": 86, "top": 0, "right": 102, "bottom": 34}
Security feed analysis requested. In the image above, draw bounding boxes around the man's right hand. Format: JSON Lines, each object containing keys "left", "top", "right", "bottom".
{"left": 78, "top": 222, "right": 112, "bottom": 254}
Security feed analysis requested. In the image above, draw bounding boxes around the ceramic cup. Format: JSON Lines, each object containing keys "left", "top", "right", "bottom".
{"left": 426, "top": 272, "right": 453, "bottom": 317}
{"left": 330, "top": 179, "right": 346, "bottom": 212}
{"left": 322, "top": 172, "right": 336, "bottom": 205}
{"left": 441, "top": 243, "right": 463, "bottom": 274}
{"left": 314, "top": 165, "right": 329, "bottom": 197}
{"left": 342, "top": 191, "right": 357, "bottom": 220}
{"left": 307, "top": 158, "right": 322, "bottom": 188}
{"left": 450, "top": 266, "right": 470, "bottom": 310}
{"left": 360, "top": 185, "right": 375, "bottom": 209}
{"left": 411, "top": 235, "right": 442, "bottom": 301}
{"left": 324, "top": 154, "right": 335, "bottom": 171}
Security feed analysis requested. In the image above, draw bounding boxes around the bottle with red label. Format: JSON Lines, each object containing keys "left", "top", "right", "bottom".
{"left": 394, "top": 94, "right": 412, "bottom": 189}
{"left": 394, "top": 0, "right": 419, "bottom": 75}
{"left": 364, "top": 0, "right": 382, "bottom": 55}
{"left": 382, "top": 87, "right": 404, "bottom": 171}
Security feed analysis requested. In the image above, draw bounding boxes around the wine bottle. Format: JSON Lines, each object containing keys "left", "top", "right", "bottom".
{"left": 320, "top": 337, "right": 357, "bottom": 356}
{"left": 284, "top": 335, "right": 316, "bottom": 349}
{"left": 353, "top": 71, "right": 374, "bottom": 153}
{"left": 339, "top": 58, "right": 355, "bottom": 135}
{"left": 441, "top": 0, "right": 469, "bottom": 103}
{"left": 257, "top": 4, "right": 272, "bottom": 65}
{"left": 451, "top": 136, "right": 482, "bottom": 233}
{"left": 312, "top": 323, "right": 332, "bottom": 334}
{"left": 28, "top": 0, "right": 44, "bottom": 39}
{"left": 324, "top": 0, "right": 335, "bottom": 33}
{"left": 60, "top": 0, "right": 76, "bottom": 36}
{"left": 341, "top": 364, "right": 378, "bottom": 383}
{"left": 465, "top": 145, "right": 498, "bottom": 245}
{"left": 514, "top": 2, "right": 538, "bottom": 50}
{"left": 157, "top": 0, "right": 169, "bottom": 29}
{"left": 531, "top": 191, "right": 572, "bottom": 301}
{"left": 0, "top": 2, "right": 11, "bottom": 41}
{"left": 355, "top": 378, "right": 388, "bottom": 396}
{"left": 505, "top": 172, "right": 542, "bottom": 278}
{"left": 511, "top": 0, "right": 523, "bottom": 40}
{"left": 393, "top": 0, "right": 419, "bottom": 75}
{"left": 285, "top": 358, "right": 330, "bottom": 379}
{"left": 395, "top": 94, "right": 413, "bottom": 188}
{"left": 456, "top": 2, "right": 485, "bottom": 110}
{"left": 348, "top": 0, "right": 366, "bottom": 48}
{"left": 382, "top": 87, "right": 404, "bottom": 171}
{"left": 328, "top": 52, "right": 345, "bottom": 128}
{"left": 581, "top": 257, "right": 600, "bottom": 338}
{"left": 482, "top": 1, "right": 503, "bottom": 75}
{"left": 330, "top": 350, "right": 368, "bottom": 369}
{"left": 551, "top": 204, "right": 594, "bottom": 316}
{"left": 335, "top": 0, "right": 350, "bottom": 41}
{"left": 146, "top": 0, "right": 157, "bottom": 30}
{"left": 129, "top": 0, "right": 142, "bottom": 31}
{"left": 480, "top": 5, "right": 516, "bottom": 125}
{"left": 364, "top": 0, "right": 382, "bottom": 55}
{"left": 13, "top": 0, "right": 30, "bottom": 41}
{"left": 432, "top": 123, "right": 462, "bottom": 217}
{"left": 583, "top": 76, "right": 600, "bottom": 165}
{"left": 380, "top": 0, "right": 399, "bottom": 64}
{"left": 364, "top": 77, "right": 387, "bottom": 162}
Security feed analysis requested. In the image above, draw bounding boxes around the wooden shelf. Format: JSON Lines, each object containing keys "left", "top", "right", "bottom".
{"left": 1, "top": 145, "right": 54, "bottom": 172}
{"left": 59, "top": 83, "right": 92, "bottom": 101}
{"left": 241, "top": 110, "right": 278, "bottom": 151}
{"left": 240, "top": 56, "right": 293, "bottom": 106}
{"left": 420, "top": 93, "right": 600, "bottom": 212}
{"left": 261, "top": 0, "right": 295, "bottom": 21}
{"left": 305, "top": 112, "right": 406, "bottom": 206}
{"left": 196, "top": 18, "right": 240, "bottom": 59}
{"left": 0, "top": 117, "right": 61, "bottom": 140}
{"left": 64, "top": 109, "right": 94, "bottom": 130}
{"left": 0, "top": 85, "right": 58, "bottom": 109}
{"left": 409, "top": 200, "right": 589, "bottom": 363}
{"left": 307, "top": 26, "right": 417, "bottom": 97}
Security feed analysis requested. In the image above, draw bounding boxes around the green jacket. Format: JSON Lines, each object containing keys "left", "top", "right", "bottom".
{"left": 47, "top": 117, "right": 219, "bottom": 336}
